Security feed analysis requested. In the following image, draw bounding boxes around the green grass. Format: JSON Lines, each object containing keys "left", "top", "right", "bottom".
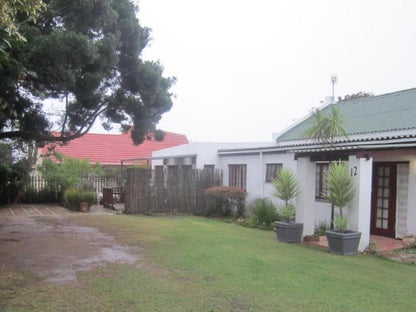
{"left": 2, "top": 215, "right": 416, "bottom": 311}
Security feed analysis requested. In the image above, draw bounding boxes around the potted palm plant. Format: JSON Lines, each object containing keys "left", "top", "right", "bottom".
{"left": 324, "top": 161, "right": 361, "bottom": 255}
{"left": 273, "top": 168, "right": 303, "bottom": 243}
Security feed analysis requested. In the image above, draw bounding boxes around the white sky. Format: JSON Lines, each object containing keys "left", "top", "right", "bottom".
{"left": 92, "top": 0, "right": 416, "bottom": 143}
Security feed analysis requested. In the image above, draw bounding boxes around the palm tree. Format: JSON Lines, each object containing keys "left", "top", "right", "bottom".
{"left": 326, "top": 106, "right": 348, "bottom": 145}
{"left": 302, "top": 108, "right": 328, "bottom": 144}
{"left": 272, "top": 168, "right": 300, "bottom": 222}
{"left": 323, "top": 161, "right": 355, "bottom": 231}
{"left": 303, "top": 105, "right": 348, "bottom": 146}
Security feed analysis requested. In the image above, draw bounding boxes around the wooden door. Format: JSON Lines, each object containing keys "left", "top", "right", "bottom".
{"left": 371, "top": 163, "right": 397, "bottom": 238}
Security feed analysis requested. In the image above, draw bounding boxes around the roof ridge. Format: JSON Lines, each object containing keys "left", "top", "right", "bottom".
{"left": 336, "top": 87, "right": 416, "bottom": 106}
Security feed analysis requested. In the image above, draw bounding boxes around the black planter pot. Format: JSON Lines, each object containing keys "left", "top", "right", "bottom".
{"left": 325, "top": 230, "right": 361, "bottom": 255}
{"left": 275, "top": 221, "right": 304, "bottom": 243}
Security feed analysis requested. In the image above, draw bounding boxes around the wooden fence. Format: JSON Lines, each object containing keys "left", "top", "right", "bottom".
{"left": 124, "top": 168, "right": 223, "bottom": 214}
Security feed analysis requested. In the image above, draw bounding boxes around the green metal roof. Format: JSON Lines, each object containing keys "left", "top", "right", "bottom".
{"left": 277, "top": 88, "right": 416, "bottom": 142}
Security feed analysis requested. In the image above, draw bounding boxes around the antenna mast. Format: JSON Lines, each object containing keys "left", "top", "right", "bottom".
{"left": 331, "top": 74, "right": 338, "bottom": 103}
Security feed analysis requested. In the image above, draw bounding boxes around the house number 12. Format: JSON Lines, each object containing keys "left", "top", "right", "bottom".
{"left": 350, "top": 166, "right": 358, "bottom": 176}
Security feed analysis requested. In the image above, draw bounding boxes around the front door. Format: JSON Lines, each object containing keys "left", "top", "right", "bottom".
{"left": 371, "top": 163, "right": 397, "bottom": 238}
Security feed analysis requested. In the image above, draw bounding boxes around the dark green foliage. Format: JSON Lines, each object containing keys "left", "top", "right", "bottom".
{"left": 20, "top": 187, "right": 60, "bottom": 204}
{"left": 64, "top": 187, "right": 96, "bottom": 211}
{"left": 247, "top": 197, "right": 277, "bottom": 230}
{"left": 203, "top": 186, "right": 247, "bottom": 217}
{"left": 0, "top": 0, "right": 173, "bottom": 145}
{"left": 0, "top": 143, "right": 30, "bottom": 204}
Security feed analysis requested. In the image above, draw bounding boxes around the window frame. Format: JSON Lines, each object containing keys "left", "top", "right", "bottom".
{"left": 315, "top": 162, "right": 329, "bottom": 200}
{"left": 228, "top": 164, "right": 247, "bottom": 190}
{"left": 265, "top": 163, "right": 283, "bottom": 182}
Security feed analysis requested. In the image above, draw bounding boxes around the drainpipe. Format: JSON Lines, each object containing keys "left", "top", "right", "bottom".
{"left": 259, "top": 152, "right": 264, "bottom": 197}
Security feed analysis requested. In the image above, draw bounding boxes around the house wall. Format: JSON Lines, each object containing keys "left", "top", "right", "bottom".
{"left": 152, "top": 142, "right": 270, "bottom": 169}
{"left": 151, "top": 140, "right": 416, "bottom": 242}
{"left": 219, "top": 152, "right": 298, "bottom": 205}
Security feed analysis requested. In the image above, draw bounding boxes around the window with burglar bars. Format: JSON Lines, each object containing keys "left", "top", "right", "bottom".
{"left": 229, "top": 164, "right": 247, "bottom": 190}
{"left": 265, "top": 163, "right": 282, "bottom": 182}
{"left": 315, "top": 163, "right": 329, "bottom": 199}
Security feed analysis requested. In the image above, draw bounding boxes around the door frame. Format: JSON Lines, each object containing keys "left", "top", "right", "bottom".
{"left": 370, "top": 162, "right": 397, "bottom": 238}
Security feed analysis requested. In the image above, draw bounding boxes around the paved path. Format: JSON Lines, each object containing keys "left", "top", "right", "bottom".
{"left": 0, "top": 204, "right": 115, "bottom": 218}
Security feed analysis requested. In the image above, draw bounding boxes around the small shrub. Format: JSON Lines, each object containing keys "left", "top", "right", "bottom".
{"left": 81, "top": 191, "right": 96, "bottom": 206}
{"left": 249, "top": 198, "right": 277, "bottom": 230}
{"left": 203, "top": 186, "right": 247, "bottom": 217}
{"left": 64, "top": 188, "right": 96, "bottom": 211}
{"left": 277, "top": 204, "right": 295, "bottom": 222}
{"left": 314, "top": 220, "right": 330, "bottom": 236}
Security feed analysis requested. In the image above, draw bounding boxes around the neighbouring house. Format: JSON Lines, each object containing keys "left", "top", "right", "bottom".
{"left": 38, "top": 131, "right": 189, "bottom": 172}
{"left": 152, "top": 87, "right": 416, "bottom": 251}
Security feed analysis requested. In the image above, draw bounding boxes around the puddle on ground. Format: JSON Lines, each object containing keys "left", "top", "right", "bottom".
{"left": 0, "top": 216, "right": 142, "bottom": 285}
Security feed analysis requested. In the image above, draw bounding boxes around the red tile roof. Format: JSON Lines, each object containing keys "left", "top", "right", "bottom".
{"left": 40, "top": 131, "right": 188, "bottom": 165}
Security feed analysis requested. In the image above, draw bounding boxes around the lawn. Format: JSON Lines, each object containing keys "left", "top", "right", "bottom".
{"left": 2, "top": 215, "right": 416, "bottom": 311}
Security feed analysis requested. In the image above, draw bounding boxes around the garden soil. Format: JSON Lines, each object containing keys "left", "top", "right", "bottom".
{"left": 0, "top": 215, "right": 141, "bottom": 285}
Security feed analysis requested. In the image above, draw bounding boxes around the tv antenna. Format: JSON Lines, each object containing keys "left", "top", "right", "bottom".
{"left": 331, "top": 74, "right": 338, "bottom": 102}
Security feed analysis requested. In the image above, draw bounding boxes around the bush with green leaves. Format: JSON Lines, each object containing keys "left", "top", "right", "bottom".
{"left": 248, "top": 197, "right": 278, "bottom": 230}
{"left": 0, "top": 143, "right": 30, "bottom": 204}
{"left": 272, "top": 168, "right": 300, "bottom": 222}
{"left": 39, "top": 153, "right": 104, "bottom": 192}
{"left": 64, "top": 188, "right": 96, "bottom": 211}
{"left": 314, "top": 220, "right": 330, "bottom": 236}
{"left": 203, "top": 186, "right": 247, "bottom": 217}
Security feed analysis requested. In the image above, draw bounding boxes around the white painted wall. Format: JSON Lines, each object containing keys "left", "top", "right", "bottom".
{"left": 219, "top": 152, "right": 298, "bottom": 205}
{"left": 296, "top": 157, "right": 316, "bottom": 235}
{"left": 348, "top": 155, "right": 373, "bottom": 251}
{"left": 220, "top": 154, "right": 262, "bottom": 203}
{"left": 152, "top": 142, "right": 270, "bottom": 169}
{"left": 261, "top": 153, "right": 297, "bottom": 201}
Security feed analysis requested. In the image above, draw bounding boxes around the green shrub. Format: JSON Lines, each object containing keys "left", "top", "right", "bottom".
{"left": 0, "top": 160, "right": 30, "bottom": 204}
{"left": 272, "top": 168, "right": 300, "bottom": 222}
{"left": 314, "top": 220, "right": 330, "bottom": 236}
{"left": 39, "top": 153, "right": 104, "bottom": 192}
{"left": 203, "top": 186, "right": 247, "bottom": 217}
{"left": 64, "top": 188, "right": 96, "bottom": 211}
{"left": 249, "top": 197, "right": 277, "bottom": 230}
{"left": 81, "top": 191, "right": 96, "bottom": 206}
{"left": 277, "top": 204, "right": 295, "bottom": 222}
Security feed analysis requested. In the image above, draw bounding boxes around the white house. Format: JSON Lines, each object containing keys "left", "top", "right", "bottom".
{"left": 152, "top": 87, "right": 416, "bottom": 251}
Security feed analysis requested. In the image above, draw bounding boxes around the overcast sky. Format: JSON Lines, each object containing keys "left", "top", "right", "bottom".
{"left": 95, "top": 0, "right": 416, "bottom": 142}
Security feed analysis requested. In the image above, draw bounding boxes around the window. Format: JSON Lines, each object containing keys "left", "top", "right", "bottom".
{"left": 315, "top": 163, "right": 329, "bottom": 199}
{"left": 229, "top": 164, "right": 247, "bottom": 190}
{"left": 265, "top": 163, "right": 282, "bottom": 182}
